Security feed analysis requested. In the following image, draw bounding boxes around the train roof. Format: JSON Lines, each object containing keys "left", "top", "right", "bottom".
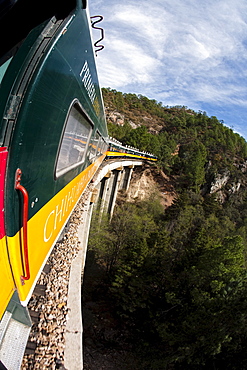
{"left": 0, "top": 0, "right": 16, "bottom": 17}
{"left": 0, "top": 0, "right": 78, "bottom": 65}
{"left": 108, "top": 137, "right": 157, "bottom": 158}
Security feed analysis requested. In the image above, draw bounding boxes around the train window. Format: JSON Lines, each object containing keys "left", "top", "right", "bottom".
{"left": 99, "top": 140, "right": 105, "bottom": 155}
{"left": 89, "top": 131, "right": 100, "bottom": 159}
{"left": 56, "top": 103, "right": 92, "bottom": 176}
{"left": 97, "top": 136, "right": 103, "bottom": 155}
{"left": 102, "top": 139, "right": 108, "bottom": 154}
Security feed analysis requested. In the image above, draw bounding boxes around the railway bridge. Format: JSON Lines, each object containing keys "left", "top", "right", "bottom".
{"left": 64, "top": 158, "right": 143, "bottom": 369}
{"left": 0, "top": 158, "right": 144, "bottom": 370}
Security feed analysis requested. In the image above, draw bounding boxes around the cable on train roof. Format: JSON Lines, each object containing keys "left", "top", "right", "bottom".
{"left": 90, "top": 15, "right": 105, "bottom": 56}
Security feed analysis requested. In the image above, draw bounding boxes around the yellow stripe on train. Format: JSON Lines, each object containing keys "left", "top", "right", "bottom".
{"left": 7, "top": 155, "right": 105, "bottom": 305}
{"left": 106, "top": 151, "right": 157, "bottom": 161}
{"left": 0, "top": 237, "right": 16, "bottom": 319}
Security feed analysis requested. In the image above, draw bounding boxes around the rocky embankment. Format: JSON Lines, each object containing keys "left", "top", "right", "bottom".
{"left": 125, "top": 163, "right": 176, "bottom": 208}
{"left": 21, "top": 189, "right": 91, "bottom": 370}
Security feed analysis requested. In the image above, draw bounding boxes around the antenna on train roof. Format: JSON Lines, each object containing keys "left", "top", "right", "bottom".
{"left": 90, "top": 15, "right": 105, "bottom": 56}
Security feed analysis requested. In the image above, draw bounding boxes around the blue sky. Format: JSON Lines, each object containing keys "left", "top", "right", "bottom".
{"left": 89, "top": 0, "right": 247, "bottom": 140}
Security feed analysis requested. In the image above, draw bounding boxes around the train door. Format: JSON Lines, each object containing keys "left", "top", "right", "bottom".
{"left": 0, "top": 64, "right": 17, "bottom": 320}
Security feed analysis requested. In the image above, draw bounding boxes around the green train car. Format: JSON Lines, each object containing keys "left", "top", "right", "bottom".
{"left": 0, "top": 0, "right": 108, "bottom": 323}
{"left": 107, "top": 138, "right": 158, "bottom": 161}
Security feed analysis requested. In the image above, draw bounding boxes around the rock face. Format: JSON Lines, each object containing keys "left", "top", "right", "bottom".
{"left": 127, "top": 168, "right": 157, "bottom": 201}
{"left": 105, "top": 107, "right": 162, "bottom": 133}
{"left": 126, "top": 164, "right": 244, "bottom": 208}
{"left": 209, "top": 168, "right": 243, "bottom": 203}
{"left": 106, "top": 111, "right": 125, "bottom": 126}
{"left": 126, "top": 164, "right": 176, "bottom": 208}
{"left": 229, "top": 182, "right": 241, "bottom": 194}
{"left": 106, "top": 110, "right": 140, "bottom": 129}
{"left": 210, "top": 171, "right": 230, "bottom": 194}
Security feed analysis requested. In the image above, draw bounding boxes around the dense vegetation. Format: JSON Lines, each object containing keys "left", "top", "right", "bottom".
{"left": 103, "top": 87, "right": 247, "bottom": 182}
{"left": 87, "top": 89, "right": 247, "bottom": 369}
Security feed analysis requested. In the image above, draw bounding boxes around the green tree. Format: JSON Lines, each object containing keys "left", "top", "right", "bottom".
{"left": 124, "top": 125, "right": 152, "bottom": 151}
{"left": 180, "top": 140, "right": 207, "bottom": 192}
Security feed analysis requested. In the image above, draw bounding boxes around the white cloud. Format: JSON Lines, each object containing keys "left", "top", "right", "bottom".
{"left": 96, "top": 37, "right": 161, "bottom": 88}
{"left": 90, "top": 0, "right": 247, "bottom": 138}
{"left": 112, "top": 5, "right": 169, "bottom": 58}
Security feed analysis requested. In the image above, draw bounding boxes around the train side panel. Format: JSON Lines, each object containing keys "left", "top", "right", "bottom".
{"left": 0, "top": 4, "right": 107, "bottom": 313}
{"left": 0, "top": 147, "right": 15, "bottom": 318}
{"left": 0, "top": 238, "right": 15, "bottom": 318}
{"left": 6, "top": 155, "right": 104, "bottom": 304}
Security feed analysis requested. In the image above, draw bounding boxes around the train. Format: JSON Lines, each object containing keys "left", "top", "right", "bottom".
{"left": 0, "top": 0, "right": 110, "bottom": 326}
{"left": 107, "top": 137, "right": 157, "bottom": 161}
{"left": 0, "top": 0, "right": 157, "bottom": 340}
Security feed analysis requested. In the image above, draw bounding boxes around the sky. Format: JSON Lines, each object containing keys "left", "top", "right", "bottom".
{"left": 89, "top": 0, "right": 247, "bottom": 140}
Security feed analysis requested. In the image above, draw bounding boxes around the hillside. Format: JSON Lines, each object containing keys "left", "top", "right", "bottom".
{"left": 103, "top": 87, "right": 247, "bottom": 203}
{"left": 84, "top": 89, "right": 247, "bottom": 370}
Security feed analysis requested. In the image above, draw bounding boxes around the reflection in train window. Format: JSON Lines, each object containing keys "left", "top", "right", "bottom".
{"left": 56, "top": 104, "right": 92, "bottom": 176}
{"left": 102, "top": 139, "right": 108, "bottom": 154}
{"left": 89, "top": 131, "right": 100, "bottom": 160}
{"left": 98, "top": 136, "right": 107, "bottom": 156}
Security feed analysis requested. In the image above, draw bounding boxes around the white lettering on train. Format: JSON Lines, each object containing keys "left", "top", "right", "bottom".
{"left": 44, "top": 210, "right": 55, "bottom": 242}
{"left": 80, "top": 61, "right": 96, "bottom": 104}
{"left": 43, "top": 165, "right": 96, "bottom": 243}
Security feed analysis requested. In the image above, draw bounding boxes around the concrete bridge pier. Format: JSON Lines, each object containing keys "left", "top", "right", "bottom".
{"left": 92, "top": 161, "right": 142, "bottom": 218}
{"left": 97, "top": 171, "right": 112, "bottom": 214}
{"left": 108, "top": 167, "right": 123, "bottom": 218}
{"left": 121, "top": 165, "right": 134, "bottom": 191}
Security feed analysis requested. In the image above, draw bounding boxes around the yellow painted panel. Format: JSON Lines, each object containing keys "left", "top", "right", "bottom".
{"left": 0, "top": 237, "right": 15, "bottom": 320}
{"left": 106, "top": 151, "right": 157, "bottom": 161}
{"left": 7, "top": 156, "right": 104, "bottom": 304}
